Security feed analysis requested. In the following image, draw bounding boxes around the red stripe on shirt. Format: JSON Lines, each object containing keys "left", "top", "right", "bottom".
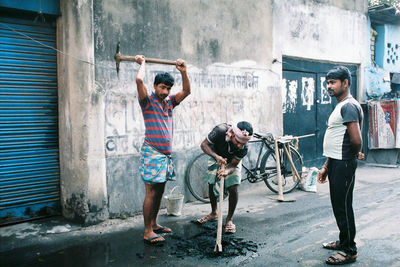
{"left": 144, "top": 119, "right": 173, "bottom": 123}
{"left": 143, "top": 110, "right": 168, "bottom": 116}
{"left": 149, "top": 102, "right": 164, "bottom": 110}
{"left": 144, "top": 141, "right": 172, "bottom": 154}
{"left": 149, "top": 102, "right": 173, "bottom": 111}
{"left": 145, "top": 141, "right": 171, "bottom": 146}
{"left": 158, "top": 150, "right": 172, "bottom": 154}
{"left": 145, "top": 134, "right": 173, "bottom": 138}
{"left": 146, "top": 127, "right": 173, "bottom": 130}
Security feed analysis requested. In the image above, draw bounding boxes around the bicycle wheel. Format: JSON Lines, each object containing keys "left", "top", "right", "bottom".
{"left": 259, "top": 145, "right": 302, "bottom": 194}
{"left": 185, "top": 153, "right": 211, "bottom": 203}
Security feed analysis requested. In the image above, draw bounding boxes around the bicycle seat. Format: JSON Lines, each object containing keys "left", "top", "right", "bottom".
{"left": 254, "top": 132, "right": 273, "bottom": 140}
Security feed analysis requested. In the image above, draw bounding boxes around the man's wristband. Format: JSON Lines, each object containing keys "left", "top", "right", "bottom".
{"left": 321, "top": 165, "right": 328, "bottom": 171}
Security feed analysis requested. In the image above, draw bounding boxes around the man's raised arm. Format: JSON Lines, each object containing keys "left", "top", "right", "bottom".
{"left": 134, "top": 55, "right": 148, "bottom": 101}
{"left": 174, "top": 58, "right": 191, "bottom": 103}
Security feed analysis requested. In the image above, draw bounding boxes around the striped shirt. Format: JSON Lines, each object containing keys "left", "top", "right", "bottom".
{"left": 139, "top": 92, "right": 179, "bottom": 154}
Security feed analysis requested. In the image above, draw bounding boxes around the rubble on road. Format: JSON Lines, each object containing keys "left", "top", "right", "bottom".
{"left": 167, "top": 220, "right": 259, "bottom": 258}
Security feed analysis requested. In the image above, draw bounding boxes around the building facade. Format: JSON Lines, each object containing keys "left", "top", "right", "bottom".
{"left": 365, "top": 4, "right": 400, "bottom": 165}
{"left": 0, "top": 0, "right": 369, "bottom": 224}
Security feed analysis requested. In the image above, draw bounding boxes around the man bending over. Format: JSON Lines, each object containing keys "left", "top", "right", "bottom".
{"left": 197, "top": 121, "right": 253, "bottom": 234}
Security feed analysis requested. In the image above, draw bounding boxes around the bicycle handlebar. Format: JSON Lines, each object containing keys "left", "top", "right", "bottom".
{"left": 253, "top": 132, "right": 273, "bottom": 140}
{"left": 252, "top": 132, "right": 315, "bottom": 144}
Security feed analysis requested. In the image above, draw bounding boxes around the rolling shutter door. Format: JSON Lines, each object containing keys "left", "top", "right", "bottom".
{"left": 0, "top": 16, "right": 60, "bottom": 224}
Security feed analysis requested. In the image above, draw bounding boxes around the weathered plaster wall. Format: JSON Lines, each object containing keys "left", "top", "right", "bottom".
{"left": 365, "top": 21, "right": 399, "bottom": 99}
{"left": 272, "top": 0, "right": 369, "bottom": 101}
{"left": 313, "top": 0, "right": 367, "bottom": 12}
{"left": 93, "top": 0, "right": 279, "bottom": 216}
{"left": 58, "top": 0, "right": 108, "bottom": 224}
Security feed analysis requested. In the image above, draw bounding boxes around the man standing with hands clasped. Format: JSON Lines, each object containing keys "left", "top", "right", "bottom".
{"left": 318, "top": 66, "right": 364, "bottom": 265}
{"left": 134, "top": 55, "right": 190, "bottom": 244}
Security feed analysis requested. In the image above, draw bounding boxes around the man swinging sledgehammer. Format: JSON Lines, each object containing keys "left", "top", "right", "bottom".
{"left": 135, "top": 55, "right": 191, "bottom": 245}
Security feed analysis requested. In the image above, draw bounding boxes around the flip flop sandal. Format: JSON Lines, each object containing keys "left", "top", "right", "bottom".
{"left": 224, "top": 222, "right": 236, "bottom": 234}
{"left": 196, "top": 214, "right": 217, "bottom": 224}
{"left": 323, "top": 240, "right": 342, "bottom": 250}
{"left": 326, "top": 251, "right": 357, "bottom": 265}
{"left": 143, "top": 234, "right": 165, "bottom": 245}
{"left": 154, "top": 226, "right": 172, "bottom": 234}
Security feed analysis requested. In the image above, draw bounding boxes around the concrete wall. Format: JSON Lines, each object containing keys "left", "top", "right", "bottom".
{"left": 365, "top": 18, "right": 385, "bottom": 99}
{"left": 315, "top": 0, "right": 367, "bottom": 12}
{"left": 364, "top": 22, "right": 400, "bottom": 163}
{"left": 272, "top": 0, "right": 369, "bottom": 101}
{"left": 93, "top": 0, "right": 279, "bottom": 217}
{"left": 365, "top": 21, "right": 400, "bottom": 99}
{"left": 58, "top": 0, "right": 108, "bottom": 224}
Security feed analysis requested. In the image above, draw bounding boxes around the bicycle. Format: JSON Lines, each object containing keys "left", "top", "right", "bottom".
{"left": 185, "top": 132, "right": 303, "bottom": 203}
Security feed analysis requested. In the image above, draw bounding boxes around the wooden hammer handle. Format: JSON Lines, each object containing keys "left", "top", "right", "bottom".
{"left": 116, "top": 54, "right": 180, "bottom": 66}
{"left": 215, "top": 164, "right": 225, "bottom": 252}
{"left": 146, "top": 57, "right": 177, "bottom": 65}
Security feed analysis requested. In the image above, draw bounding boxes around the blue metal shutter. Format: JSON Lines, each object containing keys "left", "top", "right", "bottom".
{"left": 0, "top": 15, "right": 60, "bottom": 224}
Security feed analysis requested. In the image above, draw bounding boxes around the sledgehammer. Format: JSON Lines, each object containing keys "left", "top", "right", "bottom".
{"left": 214, "top": 164, "right": 226, "bottom": 253}
{"left": 114, "top": 42, "right": 184, "bottom": 75}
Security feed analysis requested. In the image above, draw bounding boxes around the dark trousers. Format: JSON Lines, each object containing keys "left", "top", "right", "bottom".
{"left": 327, "top": 158, "right": 358, "bottom": 255}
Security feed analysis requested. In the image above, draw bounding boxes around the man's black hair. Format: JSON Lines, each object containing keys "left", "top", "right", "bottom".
{"left": 326, "top": 66, "right": 352, "bottom": 86}
{"left": 237, "top": 121, "right": 253, "bottom": 136}
{"left": 154, "top": 72, "right": 174, "bottom": 87}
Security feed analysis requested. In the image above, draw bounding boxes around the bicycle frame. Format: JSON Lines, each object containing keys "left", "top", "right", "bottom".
{"left": 241, "top": 138, "right": 273, "bottom": 182}
{"left": 241, "top": 134, "right": 301, "bottom": 183}
{"left": 185, "top": 133, "right": 304, "bottom": 203}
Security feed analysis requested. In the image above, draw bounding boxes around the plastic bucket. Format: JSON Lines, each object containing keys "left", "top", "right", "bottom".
{"left": 164, "top": 186, "right": 184, "bottom": 216}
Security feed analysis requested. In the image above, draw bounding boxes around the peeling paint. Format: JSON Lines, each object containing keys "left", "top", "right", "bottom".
{"left": 320, "top": 77, "right": 331, "bottom": 104}
{"left": 301, "top": 77, "right": 314, "bottom": 111}
{"left": 282, "top": 79, "right": 298, "bottom": 113}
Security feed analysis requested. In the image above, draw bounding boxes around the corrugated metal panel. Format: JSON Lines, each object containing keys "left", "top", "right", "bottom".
{"left": 0, "top": 15, "right": 60, "bottom": 224}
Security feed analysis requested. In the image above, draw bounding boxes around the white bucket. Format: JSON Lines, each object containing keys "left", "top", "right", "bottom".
{"left": 164, "top": 186, "right": 184, "bottom": 216}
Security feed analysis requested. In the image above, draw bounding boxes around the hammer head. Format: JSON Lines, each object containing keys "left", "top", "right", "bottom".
{"left": 114, "top": 42, "right": 121, "bottom": 76}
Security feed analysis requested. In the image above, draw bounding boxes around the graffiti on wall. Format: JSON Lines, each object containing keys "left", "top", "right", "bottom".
{"left": 147, "top": 69, "right": 259, "bottom": 90}
{"left": 104, "top": 90, "right": 145, "bottom": 154}
{"left": 101, "top": 64, "right": 266, "bottom": 156}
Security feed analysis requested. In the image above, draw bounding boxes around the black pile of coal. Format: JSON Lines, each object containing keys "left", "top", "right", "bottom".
{"left": 168, "top": 221, "right": 258, "bottom": 258}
